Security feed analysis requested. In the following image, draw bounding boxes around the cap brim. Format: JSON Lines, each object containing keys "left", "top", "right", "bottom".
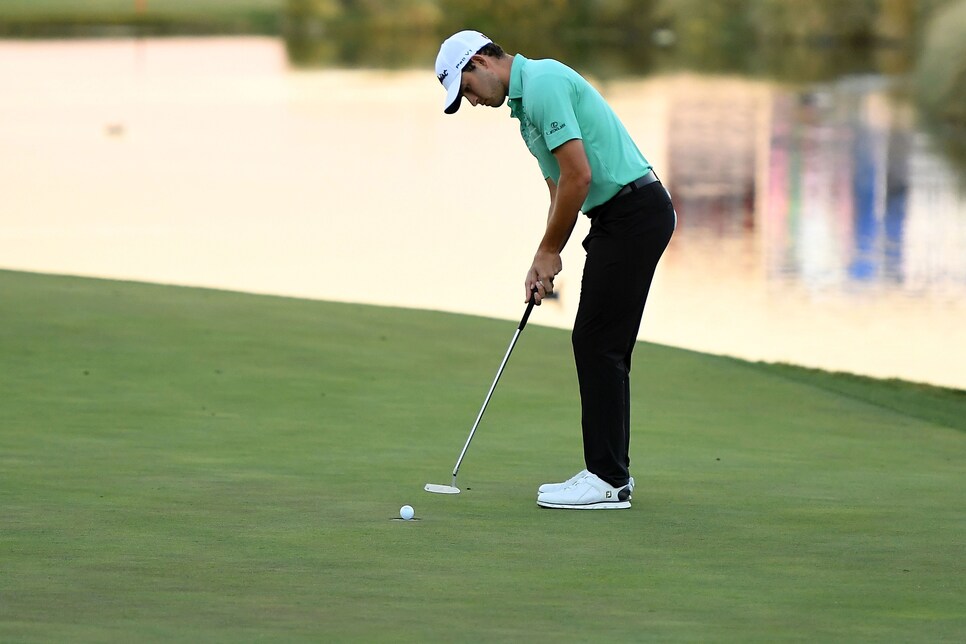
{"left": 443, "top": 78, "right": 461, "bottom": 114}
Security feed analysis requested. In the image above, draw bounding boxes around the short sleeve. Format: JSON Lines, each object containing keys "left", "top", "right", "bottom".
{"left": 525, "top": 73, "right": 582, "bottom": 152}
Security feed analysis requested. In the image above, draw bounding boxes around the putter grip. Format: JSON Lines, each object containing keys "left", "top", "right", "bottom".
{"left": 519, "top": 289, "right": 537, "bottom": 330}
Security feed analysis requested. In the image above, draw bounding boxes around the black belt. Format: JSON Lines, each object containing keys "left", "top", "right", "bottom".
{"left": 613, "top": 170, "right": 658, "bottom": 198}
{"left": 585, "top": 170, "right": 658, "bottom": 218}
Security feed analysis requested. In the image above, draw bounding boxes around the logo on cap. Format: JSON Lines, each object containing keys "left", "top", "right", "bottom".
{"left": 437, "top": 69, "right": 449, "bottom": 85}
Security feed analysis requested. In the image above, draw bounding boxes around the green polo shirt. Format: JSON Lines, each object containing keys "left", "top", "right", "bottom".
{"left": 507, "top": 54, "right": 651, "bottom": 212}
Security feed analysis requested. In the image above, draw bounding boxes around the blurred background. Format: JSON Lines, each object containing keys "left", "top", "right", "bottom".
{"left": 1, "top": 0, "right": 964, "bottom": 388}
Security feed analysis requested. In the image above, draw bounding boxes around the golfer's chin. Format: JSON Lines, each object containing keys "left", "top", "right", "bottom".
{"left": 487, "top": 96, "right": 507, "bottom": 108}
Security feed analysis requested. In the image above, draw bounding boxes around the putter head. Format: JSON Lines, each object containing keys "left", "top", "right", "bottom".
{"left": 424, "top": 483, "right": 461, "bottom": 495}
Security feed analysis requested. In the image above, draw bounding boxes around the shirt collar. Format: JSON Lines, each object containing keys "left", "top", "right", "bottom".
{"left": 508, "top": 54, "right": 527, "bottom": 100}
{"left": 507, "top": 54, "right": 528, "bottom": 119}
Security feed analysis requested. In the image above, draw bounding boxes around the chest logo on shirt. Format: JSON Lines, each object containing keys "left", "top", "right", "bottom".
{"left": 545, "top": 121, "right": 566, "bottom": 136}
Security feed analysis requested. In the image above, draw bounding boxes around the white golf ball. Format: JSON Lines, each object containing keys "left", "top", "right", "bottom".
{"left": 399, "top": 505, "right": 415, "bottom": 521}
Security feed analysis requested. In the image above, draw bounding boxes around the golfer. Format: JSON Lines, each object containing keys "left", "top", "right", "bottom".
{"left": 436, "top": 31, "right": 675, "bottom": 509}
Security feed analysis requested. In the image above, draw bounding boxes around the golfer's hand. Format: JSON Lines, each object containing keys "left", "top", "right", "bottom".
{"left": 525, "top": 251, "right": 562, "bottom": 305}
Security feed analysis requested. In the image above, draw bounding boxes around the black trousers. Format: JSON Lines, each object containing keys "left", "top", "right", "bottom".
{"left": 573, "top": 180, "right": 675, "bottom": 488}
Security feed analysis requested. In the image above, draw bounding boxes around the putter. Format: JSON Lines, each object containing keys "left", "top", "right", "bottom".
{"left": 425, "top": 289, "right": 538, "bottom": 495}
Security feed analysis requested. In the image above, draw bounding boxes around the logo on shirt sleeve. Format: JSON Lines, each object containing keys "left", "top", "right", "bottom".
{"left": 545, "top": 121, "right": 567, "bottom": 136}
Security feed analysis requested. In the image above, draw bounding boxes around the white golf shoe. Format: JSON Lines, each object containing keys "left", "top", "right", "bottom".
{"left": 536, "top": 472, "right": 632, "bottom": 510}
{"left": 538, "top": 470, "right": 635, "bottom": 498}
{"left": 537, "top": 469, "right": 590, "bottom": 494}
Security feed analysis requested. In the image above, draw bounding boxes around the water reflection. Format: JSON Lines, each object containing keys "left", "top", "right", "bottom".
{"left": 764, "top": 79, "right": 965, "bottom": 297}
{"left": 662, "top": 72, "right": 966, "bottom": 300}
{"left": 0, "top": 38, "right": 963, "bottom": 389}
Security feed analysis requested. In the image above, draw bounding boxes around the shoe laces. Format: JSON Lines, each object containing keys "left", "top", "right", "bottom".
{"left": 563, "top": 471, "right": 591, "bottom": 490}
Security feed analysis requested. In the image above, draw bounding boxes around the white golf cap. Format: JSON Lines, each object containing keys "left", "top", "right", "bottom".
{"left": 436, "top": 30, "right": 492, "bottom": 114}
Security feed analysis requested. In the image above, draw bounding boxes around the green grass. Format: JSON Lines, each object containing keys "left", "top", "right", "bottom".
{"left": 1, "top": 270, "right": 964, "bottom": 642}
{"left": 746, "top": 361, "right": 966, "bottom": 434}
{"left": 0, "top": 0, "right": 284, "bottom": 36}
{"left": 0, "top": 1, "right": 283, "bottom": 18}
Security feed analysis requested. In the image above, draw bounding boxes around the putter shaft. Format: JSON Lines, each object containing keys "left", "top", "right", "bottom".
{"left": 448, "top": 292, "right": 537, "bottom": 484}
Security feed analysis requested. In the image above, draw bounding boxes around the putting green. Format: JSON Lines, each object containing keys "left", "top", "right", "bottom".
{"left": 1, "top": 270, "right": 963, "bottom": 641}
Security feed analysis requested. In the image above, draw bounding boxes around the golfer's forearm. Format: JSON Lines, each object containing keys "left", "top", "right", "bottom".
{"left": 539, "top": 176, "right": 587, "bottom": 253}
{"left": 541, "top": 212, "right": 578, "bottom": 254}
